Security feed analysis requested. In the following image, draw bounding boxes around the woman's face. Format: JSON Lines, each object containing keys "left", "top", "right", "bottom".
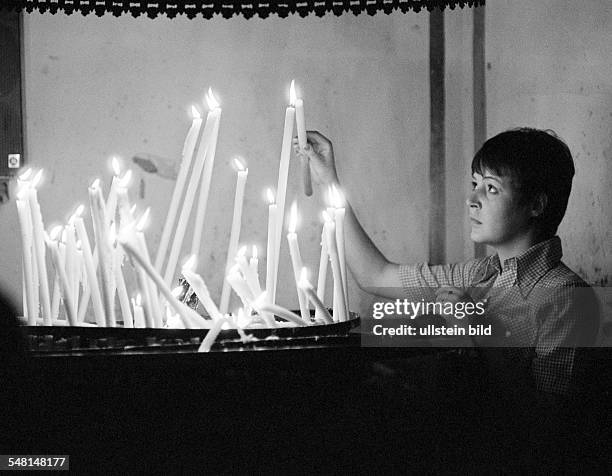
{"left": 467, "top": 170, "right": 533, "bottom": 246}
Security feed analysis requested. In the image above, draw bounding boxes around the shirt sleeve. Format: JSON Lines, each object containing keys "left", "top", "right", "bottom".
{"left": 398, "top": 261, "right": 481, "bottom": 292}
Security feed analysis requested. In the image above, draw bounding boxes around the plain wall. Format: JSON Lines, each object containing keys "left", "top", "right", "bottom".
{"left": 485, "top": 0, "right": 612, "bottom": 286}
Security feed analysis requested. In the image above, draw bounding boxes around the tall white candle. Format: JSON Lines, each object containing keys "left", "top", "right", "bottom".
{"left": 105, "top": 156, "right": 122, "bottom": 223}
{"left": 298, "top": 268, "right": 333, "bottom": 325}
{"left": 155, "top": 106, "right": 203, "bottom": 272}
{"left": 135, "top": 208, "right": 162, "bottom": 327}
{"left": 64, "top": 222, "right": 79, "bottom": 305}
{"left": 27, "top": 170, "right": 52, "bottom": 325}
{"left": 315, "top": 217, "right": 329, "bottom": 321}
{"left": 295, "top": 92, "right": 312, "bottom": 197}
{"left": 191, "top": 89, "right": 222, "bottom": 257}
{"left": 323, "top": 211, "right": 347, "bottom": 322}
{"left": 272, "top": 80, "right": 296, "bottom": 305}
{"left": 286, "top": 202, "right": 310, "bottom": 321}
{"left": 163, "top": 96, "right": 221, "bottom": 287}
{"left": 331, "top": 185, "right": 349, "bottom": 315}
{"left": 88, "top": 179, "right": 114, "bottom": 327}
{"left": 15, "top": 193, "right": 36, "bottom": 325}
{"left": 219, "top": 158, "right": 248, "bottom": 313}
{"left": 248, "top": 245, "right": 262, "bottom": 297}
{"left": 114, "top": 244, "right": 133, "bottom": 328}
{"left": 74, "top": 212, "right": 106, "bottom": 327}
{"left": 265, "top": 188, "right": 278, "bottom": 305}
{"left": 45, "top": 227, "right": 77, "bottom": 326}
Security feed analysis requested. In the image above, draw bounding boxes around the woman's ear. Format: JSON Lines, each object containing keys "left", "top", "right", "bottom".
{"left": 531, "top": 193, "right": 547, "bottom": 217}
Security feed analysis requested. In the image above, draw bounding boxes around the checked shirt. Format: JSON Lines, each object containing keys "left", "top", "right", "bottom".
{"left": 398, "top": 236, "right": 599, "bottom": 395}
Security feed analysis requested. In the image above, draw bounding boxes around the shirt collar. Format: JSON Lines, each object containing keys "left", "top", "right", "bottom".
{"left": 472, "top": 236, "right": 563, "bottom": 297}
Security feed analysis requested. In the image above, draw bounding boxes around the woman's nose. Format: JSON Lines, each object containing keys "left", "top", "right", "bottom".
{"left": 466, "top": 189, "right": 481, "bottom": 208}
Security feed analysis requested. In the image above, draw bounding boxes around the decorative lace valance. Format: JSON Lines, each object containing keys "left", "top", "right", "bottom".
{"left": 1, "top": 1, "right": 484, "bottom": 19}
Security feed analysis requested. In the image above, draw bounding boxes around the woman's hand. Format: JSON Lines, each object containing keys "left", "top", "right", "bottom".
{"left": 293, "top": 130, "right": 339, "bottom": 187}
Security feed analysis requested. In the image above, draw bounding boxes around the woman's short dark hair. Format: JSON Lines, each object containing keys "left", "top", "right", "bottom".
{"left": 471, "top": 128, "right": 575, "bottom": 238}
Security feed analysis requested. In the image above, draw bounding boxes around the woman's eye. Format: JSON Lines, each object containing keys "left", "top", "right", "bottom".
{"left": 487, "top": 184, "right": 498, "bottom": 194}
{"left": 470, "top": 181, "right": 477, "bottom": 190}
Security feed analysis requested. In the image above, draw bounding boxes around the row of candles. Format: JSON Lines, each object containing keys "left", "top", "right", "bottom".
{"left": 15, "top": 81, "right": 351, "bottom": 345}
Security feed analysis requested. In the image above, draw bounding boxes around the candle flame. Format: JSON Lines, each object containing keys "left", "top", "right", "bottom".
{"left": 49, "top": 225, "right": 62, "bottom": 241}
{"left": 289, "top": 79, "right": 297, "bottom": 106}
{"left": 136, "top": 207, "right": 150, "bottom": 232}
{"left": 32, "top": 169, "right": 44, "bottom": 188}
{"left": 118, "top": 169, "right": 132, "bottom": 188}
{"left": 288, "top": 201, "right": 298, "bottom": 233}
{"left": 322, "top": 210, "right": 332, "bottom": 223}
{"left": 19, "top": 168, "right": 33, "bottom": 181}
{"left": 130, "top": 204, "right": 137, "bottom": 215}
{"left": 233, "top": 157, "right": 246, "bottom": 172}
{"left": 136, "top": 293, "right": 142, "bottom": 306}
{"left": 111, "top": 157, "right": 121, "bottom": 177}
{"left": 252, "top": 245, "right": 258, "bottom": 260}
{"left": 265, "top": 188, "right": 275, "bottom": 205}
{"left": 182, "top": 254, "right": 197, "bottom": 272}
{"left": 74, "top": 204, "right": 85, "bottom": 217}
{"left": 61, "top": 228, "right": 68, "bottom": 243}
{"left": 191, "top": 105, "right": 201, "bottom": 120}
{"left": 90, "top": 178, "right": 101, "bottom": 190}
{"left": 330, "top": 184, "right": 345, "bottom": 208}
{"left": 171, "top": 286, "right": 183, "bottom": 298}
{"left": 206, "top": 88, "right": 220, "bottom": 110}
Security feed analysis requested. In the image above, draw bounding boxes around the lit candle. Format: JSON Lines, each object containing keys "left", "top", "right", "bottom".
{"left": 219, "top": 157, "right": 248, "bottom": 313}
{"left": 272, "top": 80, "right": 296, "bottom": 305}
{"left": 15, "top": 186, "right": 36, "bottom": 325}
{"left": 163, "top": 91, "right": 221, "bottom": 287}
{"left": 116, "top": 170, "right": 134, "bottom": 229}
{"left": 265, "top": 188, "right": 278, "bottom": 305}
{"left": 248, "top": 245, "right": 262, "bottom": 297}
{"left": 155, "top": 106, "right": 203, "bottom": 272}
{"left": 331, "top": 185, "right": 349, "bottom": 316}
{"left": 298, "top": 267, "right": 333, "bottom": 324}
{"left": 73, "top": 206, "right": 106, "bottom": 327}
{"left": 294, "top": 86, "right": 312, "bottom": 197}
{"left": 315, "top": 215, "right": 329, "bottom": 322}
{"left": 181, "top": 255, "right": 224, "bottom": 321}
{"left": 27, "top": 170, "right": 52, "bottom": 325}
{"left": 88, "top": 179, "right": 114, "bottom": 326}
{"left": 135, "top": 208, "right": 162, "bottom": 327}
{"left": 64, "top": 221, "right": 79, "bottom": 306}
{"left": 45, "top": 226, "right": 77, "bottom": 326}
{"left": 132, "top": 294, "right": 145, "bottom": 328}
{"left": 191, "top": 89, "right": 222, "bottom": 257}
{"left": 323, "top": 211, "right": 347, "bottom": 322}
{"left": 119, "top": 232, "right": 211, "bottom": 329}
{"left": 286, "top": 202, "right": 310, "bottom": 321}
{"left": 105, "top": 156, "right": 122, "bottom": 223}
